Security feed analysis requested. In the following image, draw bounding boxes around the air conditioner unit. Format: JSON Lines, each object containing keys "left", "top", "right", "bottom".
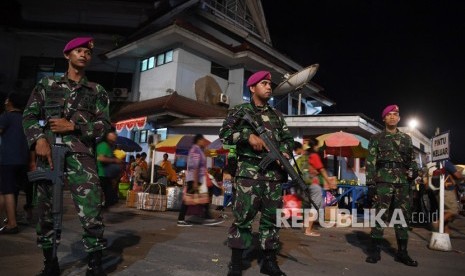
{"left": 217, "top": 93, "right": 230, "bottom": 106}
{"left": 112, "top": 88, "right": 129, "bottom": 98}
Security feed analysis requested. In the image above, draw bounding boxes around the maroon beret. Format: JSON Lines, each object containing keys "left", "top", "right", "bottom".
{"left": 63, "top": 37, "right": 94, "bottom": 53}
{"left": 246, "top": 71, "right": 271, "bottom": 87}
{"left": 382, "top": 104, "right": 399, "bottom": 118}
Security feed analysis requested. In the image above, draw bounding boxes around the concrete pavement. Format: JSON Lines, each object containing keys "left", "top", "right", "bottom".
{"left": 1, "top": 191, "right": 465, "bottom": 276}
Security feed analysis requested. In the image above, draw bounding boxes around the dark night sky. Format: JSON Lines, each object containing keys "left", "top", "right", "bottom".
{"left": 262, "top": 0, "right": 465, "bottom": 164}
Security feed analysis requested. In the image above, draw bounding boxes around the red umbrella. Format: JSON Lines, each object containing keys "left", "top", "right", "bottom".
{"left": 317, "top": 131, "right": 360, "bottom": 148}
{"left": 316, "top": 131, "right": 368, "bottom": 178}
{"left": 316, "top": 131, "right": 367, "bottom": 158}
{"left": 323, "top": 144, "right": 368, "bottom": 158}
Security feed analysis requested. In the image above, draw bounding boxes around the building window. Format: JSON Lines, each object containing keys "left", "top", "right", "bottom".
{"left": 165, "top": 50, "right": 173, "bottom": 63}
{"left": 157, "top": 53, "right": 165, "bottom": 66}
{"left": 156, "top": 128, "right": 167, "bottom": 140}
{"left": 140, "top": 130, "right": 148, "bottom": 143}
{"left": 131, "top": 130, "right": 139, "bottom": 143}
{"left": 140, "top": 50, "right": 173, "bottom": 72}
{"left": 148, "top": 57, "right": 155, "bottom": 69}
{"left": 141, "top": 59, "right": 148, "bottom": 71}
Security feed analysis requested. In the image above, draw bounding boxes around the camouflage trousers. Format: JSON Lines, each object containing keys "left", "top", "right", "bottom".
{"left": 228, "top": 177, "right": 283, "bottom": 250}
{"left": 36, "top": 153, "right": 106, "bottom": 252}
{"left": 370, "top": 182, "right": 410, "bottom": 240}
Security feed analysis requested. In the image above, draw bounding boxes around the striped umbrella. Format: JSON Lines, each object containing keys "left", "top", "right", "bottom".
{"left": 155, "top": 135, "right": 210, "bottom": 155}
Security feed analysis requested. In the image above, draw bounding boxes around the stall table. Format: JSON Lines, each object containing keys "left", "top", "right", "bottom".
{"left": 326, "top": 184, "right": 368, "bottom": 211}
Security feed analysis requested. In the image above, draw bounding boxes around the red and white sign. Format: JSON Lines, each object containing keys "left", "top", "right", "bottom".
{"left": 115, "top": 117, "right": 147, "bottom": 132}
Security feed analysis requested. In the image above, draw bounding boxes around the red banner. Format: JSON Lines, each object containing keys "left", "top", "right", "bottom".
{"left": 115, "top": 117, "right": 147, "bottom": 132}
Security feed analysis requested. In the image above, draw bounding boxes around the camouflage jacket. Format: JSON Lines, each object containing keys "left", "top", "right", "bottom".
{"left": 366, "top": 129, "right": 417, "bottom": 184}
{"left": 23, "top": 73, "right": 111, "bottom": 155}
{"left": 219, "top": 102, "right": 294, "bottom": 181}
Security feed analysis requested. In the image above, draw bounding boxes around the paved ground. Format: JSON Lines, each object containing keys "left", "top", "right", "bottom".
{"left": 1, "top": 191, "right": 465, "bottom": 276}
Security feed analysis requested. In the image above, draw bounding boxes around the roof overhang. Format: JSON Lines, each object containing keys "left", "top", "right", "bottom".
{"left": 111, "top": 91, "right": 229, "bottom": 124}
{"left": 168, "top": 114, "right": 382, "bottom": 139}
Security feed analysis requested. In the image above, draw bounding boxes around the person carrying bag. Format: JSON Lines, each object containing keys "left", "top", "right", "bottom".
{"left": 176, "top": 134, "right": 223, "bottom": 227}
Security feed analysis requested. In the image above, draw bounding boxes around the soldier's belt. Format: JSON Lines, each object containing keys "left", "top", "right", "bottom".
{"left": 376, "top": 162, "right": 404, "bottom": 170}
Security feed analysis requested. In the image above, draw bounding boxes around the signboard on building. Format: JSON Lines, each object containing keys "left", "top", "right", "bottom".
{"left": 431, "top": 131, "right": 450, "bottom": 161}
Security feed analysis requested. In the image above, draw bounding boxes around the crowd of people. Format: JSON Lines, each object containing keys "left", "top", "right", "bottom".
{"left": 1, "top": 36, "right": 465, "bottom": 276}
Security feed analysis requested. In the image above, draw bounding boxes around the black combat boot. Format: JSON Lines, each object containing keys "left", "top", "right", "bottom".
{"left": 37, "top": 248, "right": 60, "bottom": 276}
{"left": 86, "top": 251, "right": 107, "bottom": 276}
{"left": 227, "top": 248, "right": 243, "bottom": 276}
{"left": 394, "top": 239, "right": 418, "bottom": 267}
{"left": 260, "top": 250, "right": 286, "bottom": 276}
{"left": 365, "top": 238, "right": 381, "bottom": 263}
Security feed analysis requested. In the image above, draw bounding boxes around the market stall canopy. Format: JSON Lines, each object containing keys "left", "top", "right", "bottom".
{"left": 205, "top": 138, "right": 229, "bottom": 157}
{"left": 155, "top": 135, "right": 211, "bottom": 155}
{"left": 323, "top": 144, "right": 368, "bottom": 158}
{"left": 316, "top": 131, "right": 368, "bottom": 158}
{"left": 316, "top": 131, "right": 368, "bottom": 179}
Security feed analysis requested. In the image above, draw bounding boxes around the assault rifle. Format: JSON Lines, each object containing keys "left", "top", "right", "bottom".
{"left": 27, "top": 105, "right": 69, "bottom": 259}
{"left": 240, "top": 108, "right": 317, "bottom": 209}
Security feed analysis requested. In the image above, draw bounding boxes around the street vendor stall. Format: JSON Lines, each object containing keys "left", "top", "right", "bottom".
{"left": 326, "top": 184, "right": 368, "bottom": 211}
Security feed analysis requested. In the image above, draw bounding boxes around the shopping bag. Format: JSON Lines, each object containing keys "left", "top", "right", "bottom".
{"left": 324, "top": 192, "right": 337, "bottom": 206}
{"left": 282, "top": 194, "right": 302, "bottom": 218}
{"left": 143, "top": 183, "right": 167, "bottom": 194}
{"left": 183, "top": 186, "right": 210, "bottom": 205}
{"left": 137, "top": 192, "right": 167, "bottom": 211}
{"left": 137, "top": 184, "right": 167, "bottom": 211}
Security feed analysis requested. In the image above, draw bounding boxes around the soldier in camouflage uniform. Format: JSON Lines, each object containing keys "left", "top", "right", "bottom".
{"left": 365, "top": 104, "right": 418, "bottom": 267}
{"left": 23, "top": 37, "right": 110, "bottom": 276}
{"left": 219, "top": 71, "right": 293, "bottom": 276}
